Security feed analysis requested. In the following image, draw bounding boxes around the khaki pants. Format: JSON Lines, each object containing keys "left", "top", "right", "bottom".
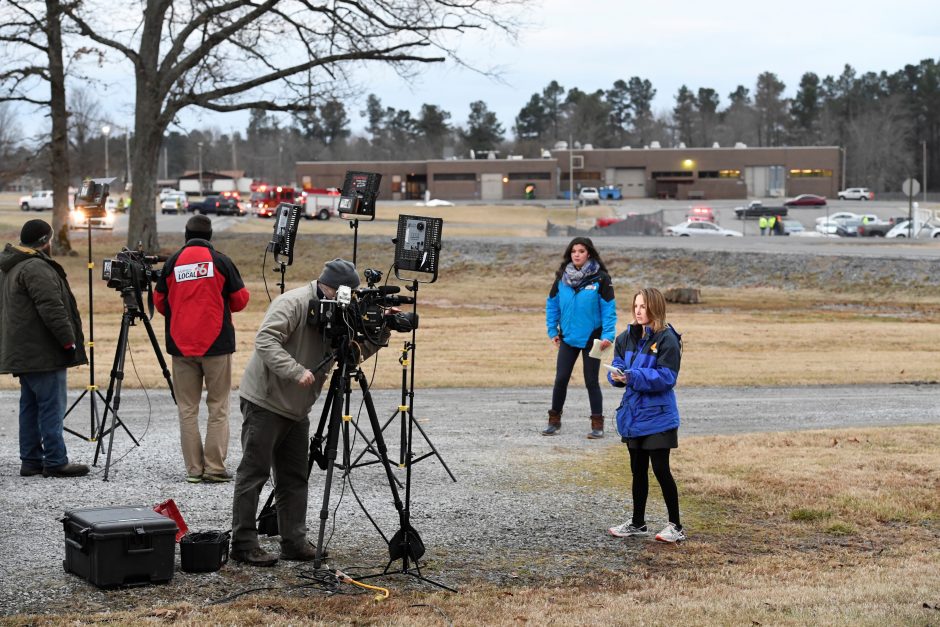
{"left": 172, "top": 354, "right": 232, "bottom": 477}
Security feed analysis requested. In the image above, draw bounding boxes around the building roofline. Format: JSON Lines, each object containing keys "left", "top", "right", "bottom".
{"left": 549, "top": 145, "right": 840, "bottom": 153}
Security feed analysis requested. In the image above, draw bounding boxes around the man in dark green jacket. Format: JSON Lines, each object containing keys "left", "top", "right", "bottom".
{"left": 0, "top": 220, "right": 89, "bottom": 478}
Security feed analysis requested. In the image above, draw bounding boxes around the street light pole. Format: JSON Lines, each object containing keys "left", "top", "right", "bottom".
{"left": 197, "top": 142, "right": 204, "bottom": 194}
{"left": 924, "top": 140, "right": 928, "bottom": 203}
{"left": 102, "top": 124, "right": 111, "bottom": 177}
{"left": 124, "top": 127, "right": 131, "bottom": 186}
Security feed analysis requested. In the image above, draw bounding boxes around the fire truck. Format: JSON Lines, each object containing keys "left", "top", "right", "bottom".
{"left": 302, "top": 185, "right": 341, "bottom": 220}
{"left": 249, "top": 184, "right": 299, "bottom": 218}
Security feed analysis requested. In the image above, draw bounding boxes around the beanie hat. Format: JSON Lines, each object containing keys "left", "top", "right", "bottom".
{"left": 185, "top": 214, "right": 212, "bottom": 242}
{"left": 318, "top": 258, "right": 360, "bottom": 289}
{"left": 20, "top": 219, "right": 53, "bottom": 248}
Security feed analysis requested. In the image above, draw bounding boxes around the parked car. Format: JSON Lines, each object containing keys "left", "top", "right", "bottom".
{"left": 665, "top": 220, "right": 742, "bottom": 237}
{"left": 68, "top": 207, "right": 115, "bottom": 230}
{"left": 784, "top": 194, "right": 827, "bottom": 207}
{"left": 815, "top": 220, "right": 853, "bottom": 237}
{"left": 19, "top": 190, "right": 55, "bottom": 211}
{"left": 780, "top": 219, "right": 805, "bottom": 235}
{"left": 734, "top": 201, "right": 788, "bottom": 219}
{"left": 189, "top": 195, "right": 245, "bottom": 216}
{"left": 815, "top": 211, "right": 858, "bottom": 224}
{"left": 885, "top": 220, "right": 940, "bottom": 238}
{"left": 856, "top": 219, "right": 894, "bottom": 237}
{"left": 160, "top": 192, "right": 189, "bottom": 214}
{"left": 687, "top": 206, "right": 716, "bottom": 222}
{"left": 838, "top": 187, "right": 874, "bottom": 201}
{"left": 578, "top": 187, "right": 600, "bottom": 205}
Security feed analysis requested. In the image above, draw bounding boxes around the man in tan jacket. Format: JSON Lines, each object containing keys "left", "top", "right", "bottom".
{"left": 231, "top": 259, "right": 385, "bottom": 567}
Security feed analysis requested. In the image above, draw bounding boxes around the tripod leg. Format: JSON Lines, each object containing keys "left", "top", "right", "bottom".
{"left": 314, "top": 367, "right": 347, "bottom": 569}
{"left": 140, "top": 312, "right": 176, "bottom": 403}
{"left": 102, "top": 316, "right": 133, "bottom": 482}
{"left": 95, "top": 314, "right": 130, "bottom": 465}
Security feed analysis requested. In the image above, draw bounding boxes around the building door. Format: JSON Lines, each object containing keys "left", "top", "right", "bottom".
{"left": 405, "top": 174, "right": 427, "bottom": 200}
{"left": 607, "top": 168, "right": 647, "bottom": 197}
{"left": 745, "top": 166, "right": 769, "bottom": 197}
{"left": 480, "top": 173, "right": 503, "bottom": 200}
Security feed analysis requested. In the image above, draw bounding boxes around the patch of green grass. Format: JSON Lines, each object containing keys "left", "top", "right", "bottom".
{"left": 825, "top": 521, "right": 857, "bottom": 536}
{"left": 790, "top": 508, "right": 833, "bottom": 522}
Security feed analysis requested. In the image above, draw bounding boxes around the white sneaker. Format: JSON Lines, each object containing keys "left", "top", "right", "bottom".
{"left": 655, "top": 522, "right": 686, "bottom": 543}
{"left": 608, "top": 522, "right": 649, "bottom": 538}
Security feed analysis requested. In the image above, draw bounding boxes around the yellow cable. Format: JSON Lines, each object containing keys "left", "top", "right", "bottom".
{"left": 336, "top": 570, "right": 389, "bottom": 601}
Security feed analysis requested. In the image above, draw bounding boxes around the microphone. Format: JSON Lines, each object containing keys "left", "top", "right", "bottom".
{"left": 377, "top": 285, "right": 400, "bottom": 295}
{"left": 383, "top": 295, "right": 415, "bottom": 306}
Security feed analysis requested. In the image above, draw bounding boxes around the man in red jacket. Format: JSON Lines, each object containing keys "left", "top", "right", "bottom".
{"left": 155, "top": 215, "right": 249, "bottom": 483}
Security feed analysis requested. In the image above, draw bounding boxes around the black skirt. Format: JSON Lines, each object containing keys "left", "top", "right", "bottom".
{"left": 624, "top": 428, "right": 678, "bottom": 450}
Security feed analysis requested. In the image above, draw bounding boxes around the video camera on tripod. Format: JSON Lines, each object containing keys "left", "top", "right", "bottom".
{"left": 102, "top": 247, "right": 164, "bottom": 293}
{"left": 311, "top": 268, "right": 418, "bottom": 348}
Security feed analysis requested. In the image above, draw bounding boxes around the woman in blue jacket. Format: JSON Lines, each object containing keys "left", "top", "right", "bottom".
{"left": 544, "top": 237, "right": 617, "bottom": 438}
{"left": 607, "top": 287, "right": 685, "bottom": 543}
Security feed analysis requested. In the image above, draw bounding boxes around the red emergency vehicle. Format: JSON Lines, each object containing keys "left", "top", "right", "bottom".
{"left": 249, "top": 185, "right": 298, "bottom": 218}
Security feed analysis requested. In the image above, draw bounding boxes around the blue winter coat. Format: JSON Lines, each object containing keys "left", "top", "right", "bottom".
{"left": 609, "top": 323, "right": 682, "bottom": 439}
{"left": 545, "top": 271, "right": 617, "bottom": 349}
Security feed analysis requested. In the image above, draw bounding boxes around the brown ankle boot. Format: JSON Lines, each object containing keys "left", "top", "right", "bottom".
{"left": 542, "top": 410, "right": 562, "bottom": 435}
{"left": 587, "top": 415, "right": 604, "bottom": 439}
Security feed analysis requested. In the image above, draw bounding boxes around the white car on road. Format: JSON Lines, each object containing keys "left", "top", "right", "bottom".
{"left": 838, "top": 187, "right": 874, "bottom": 201}
{"left": 665, "top": 220, "right": 742, "bottom": 237}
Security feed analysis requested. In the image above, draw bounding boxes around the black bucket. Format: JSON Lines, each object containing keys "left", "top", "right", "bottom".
{"left": 180, "top": 531, "right": 229, "bottom": 573}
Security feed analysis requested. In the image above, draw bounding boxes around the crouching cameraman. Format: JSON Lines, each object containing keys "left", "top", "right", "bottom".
{"left": 231, "top": 258, "right": 389, "bottom": 567}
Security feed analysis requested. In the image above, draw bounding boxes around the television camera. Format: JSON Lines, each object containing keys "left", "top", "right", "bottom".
{"left": 310, "top": 268, "right": 417, "bottom": 349}
{"left": 102, "top": 247, "right": 164, "bottom": 294}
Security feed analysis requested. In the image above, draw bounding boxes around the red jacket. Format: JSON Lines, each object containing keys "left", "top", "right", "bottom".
{"left": 154, "top": 240, "right": 249, "bottom": 357}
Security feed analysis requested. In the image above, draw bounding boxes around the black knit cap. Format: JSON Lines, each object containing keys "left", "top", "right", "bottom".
{"left": 20, "top": 219, "right": 53, "bottom": 248}
{"left": 185, "top": 214, "right": 212, "bottom": 241}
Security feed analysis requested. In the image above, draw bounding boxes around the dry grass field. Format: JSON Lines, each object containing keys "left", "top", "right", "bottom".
{"left": 2, "top": 216, "right": 940, "bottom": 391}
{"left": 2, "top": 205, "right": 939, "bottom": 625}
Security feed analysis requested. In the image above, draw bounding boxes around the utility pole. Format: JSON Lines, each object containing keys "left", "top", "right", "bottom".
{"left": 924, "top": 140, "right": 928, "bottom": 203}
{"left": 841, "top": 146, "right": 846, "bottom": 190}
{"left": 102, "top": 124, "right": 111, "bottom": 177}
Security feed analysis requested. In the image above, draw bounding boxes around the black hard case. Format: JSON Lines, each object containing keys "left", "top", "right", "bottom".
{"left": 62, "top": 505, "right": 178, "bottom": 588}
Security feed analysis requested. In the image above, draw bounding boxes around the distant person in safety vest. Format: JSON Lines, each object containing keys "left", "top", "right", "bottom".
{"left": 155, "top": 215, "right": 250, "bottom": 484}
{"left": 758, "top": 215, "right": 768, "bottom": 236}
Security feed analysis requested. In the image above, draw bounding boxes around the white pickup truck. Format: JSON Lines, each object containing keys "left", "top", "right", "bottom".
{"left": 19, "top": 190, "right": 77, "bottom": 211}
{"left": 19, "top": 190, "right": 55, "bottom": 211}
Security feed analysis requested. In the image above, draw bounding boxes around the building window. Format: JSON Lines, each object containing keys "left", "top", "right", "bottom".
{"left": 719, "top": 169, "right": 741, "bottom": 178}
{"left": 433, "top": 172, "right": 476, "bottom": 181}
{"left": 698, "top": 171, "right": 718, "bottom": 178}
{"left": 651, "top": 171, "right": 693, "bottom": 179}
{"left": 507, "top": 171, "right": 551, "bottom": 180}
{"left": 789, "top": 169, "right": 833, "bottom": 178}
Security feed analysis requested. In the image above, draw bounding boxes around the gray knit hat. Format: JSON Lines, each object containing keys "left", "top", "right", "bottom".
{"left": 318, "top": 258, "right": 360, "bottom": 289}
{"left": 20, "top": 219, "right": 53, "bottom": 248}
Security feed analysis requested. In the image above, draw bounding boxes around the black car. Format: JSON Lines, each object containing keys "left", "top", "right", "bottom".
{"left": 189, "top": 196, "right": 245, "bottom": 216}
{"left": 734, "top": 202, "right": 788, "bottom": 219}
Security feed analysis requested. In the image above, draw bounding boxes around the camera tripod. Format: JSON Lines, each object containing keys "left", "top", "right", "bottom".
{"left": 93, "top": 285, "right": 175, "bottom": 480}
{"left": 310, "top": 340, "right": 454, "bottom": 591}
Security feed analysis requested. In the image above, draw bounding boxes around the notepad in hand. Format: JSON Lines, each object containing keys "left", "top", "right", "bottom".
{"left": 588, "top": 338, "right": 613, "bottom": 360}
{"left": 603, "top": 364, "right": 624, "bottom": 375}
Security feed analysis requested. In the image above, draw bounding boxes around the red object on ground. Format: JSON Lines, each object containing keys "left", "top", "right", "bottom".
{"left": 153, "top": 499, "right": 189, "bottom": 542}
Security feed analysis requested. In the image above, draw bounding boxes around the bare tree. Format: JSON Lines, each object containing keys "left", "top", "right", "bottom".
{"left": 0, "top": 0, "right": 74, "bottom": 253}
{"left": 68, "top": 86, "right": 102, "bottom": 183}
{"left": 63, "top": 0, "right": 522, "bottom": 251}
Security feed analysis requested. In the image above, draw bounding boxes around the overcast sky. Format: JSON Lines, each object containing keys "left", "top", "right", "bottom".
{"left": 11, "top": 0, "right": 940, "bottom": 141}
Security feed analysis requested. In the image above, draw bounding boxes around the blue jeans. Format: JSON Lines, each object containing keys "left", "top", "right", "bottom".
{"left": 19, "top": 369, "right": 69, "bottom": 469}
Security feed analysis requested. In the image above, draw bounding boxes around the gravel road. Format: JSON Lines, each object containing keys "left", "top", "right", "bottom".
{"left": 1, "top": 383, "right": 938, "bottom": 617}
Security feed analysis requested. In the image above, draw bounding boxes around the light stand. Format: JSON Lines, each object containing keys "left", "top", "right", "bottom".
{"left": 353, "top": 214, "right": 455, "bottom": 591}
{"left": 269, "top": 202, "right": 301, "bottom": 295}
{"left": 337, "top": 170, "right": 381, "bottom": 265}
{"left": 63, "top": 177, "right": 116, "bottom": 442}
